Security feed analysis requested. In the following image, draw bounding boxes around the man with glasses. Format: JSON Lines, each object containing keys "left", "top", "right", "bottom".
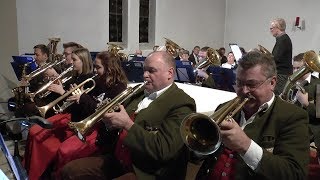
{"left": 270, "top": 18, "right": 293, "bottom": 95}
{"left": 196, "top": 50, "right": 309, "bottom": 179}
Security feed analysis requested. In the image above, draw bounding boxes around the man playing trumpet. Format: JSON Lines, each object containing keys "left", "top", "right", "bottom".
{"left": 196, "top": 50, "right": 309, "bottom": 179}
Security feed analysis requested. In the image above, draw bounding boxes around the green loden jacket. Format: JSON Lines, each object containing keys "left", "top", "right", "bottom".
{"left": 123, "top": 83, "right": 196, "bottom": 180}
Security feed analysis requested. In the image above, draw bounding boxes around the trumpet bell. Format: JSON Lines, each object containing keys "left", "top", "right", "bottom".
{"left": 180, "top": 113, "right": 221, "bottom": 155}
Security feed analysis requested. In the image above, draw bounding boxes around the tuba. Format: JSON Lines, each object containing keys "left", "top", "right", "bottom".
{"left": 164, "top": 38, "right": 183, "bottom": 57}
{"left": 68, "top": 83, "right": 145, "bottom": 142}
{"left": 280, "top": 50, "right": 320, "bottom": 103}
{"left": 36, "top": 77, "right": 96, "bottom": 117}
{"left": 107, "top": 43, "right": 128, "bottom": 61}
{"left": 47, "top": 38, "right": 64, "bottom": 63}
{"left": 180, "top": 96, "right": 250, "bottom": 155}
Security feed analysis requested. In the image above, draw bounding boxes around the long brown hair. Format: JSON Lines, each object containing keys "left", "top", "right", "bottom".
{"left": 96, "top": 51, "right": 128, "bottom": 87}
{"left": 72, "top": 48, "right": 93, "bottom": 75}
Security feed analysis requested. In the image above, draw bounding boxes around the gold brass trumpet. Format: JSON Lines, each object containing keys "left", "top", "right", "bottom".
{"left": 281, "top": 50, "right": 320, "bottom": 103}
{"left": 68, "top": 83, "right": 145, "bottom": 142}
{"left": 28, "top": 65, "right": 73, "bottom": 102}
{"left": 23, "top": 58, "right": 66, "bottom": 82}
{"left": 37, "top": 77, "right": 96, "bottom": 117}
{"left": 180, "top": 96, "right": 249, "bottom": 155}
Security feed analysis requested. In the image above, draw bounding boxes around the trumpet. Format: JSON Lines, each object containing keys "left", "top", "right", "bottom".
{"left": 23, "top": 58, "right": 66, "bottom": 82}
{"left": 36, "top": 77, "right": 96, "bottom": 117}
{"left": 180, "top": 96, "right": 249, "bottom": 155}
{"left": 27, "top": 65, "right": 73, "bottom": 102}
{"left": 68, "top": 83, "right": 145, "bottom": 142}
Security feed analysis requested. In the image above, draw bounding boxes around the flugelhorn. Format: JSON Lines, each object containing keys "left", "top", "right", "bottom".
{"left": 36, "top": 77, "right": 96, "bottom": 117}
{"left": 68, "top": 83, "right": 145, "bottom": 142}
{"left": 180, "top": 96, "right": 250, "bottom": 155}
{"left": 281, "top": 50, "right": 320, "bottom": 103}
{"left": 27, "top": 65, "right": 73, "bottom": 102}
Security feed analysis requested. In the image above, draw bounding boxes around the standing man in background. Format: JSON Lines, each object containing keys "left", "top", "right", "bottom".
{"left": 270, "top": 18, "right": 293, "bottom": 95}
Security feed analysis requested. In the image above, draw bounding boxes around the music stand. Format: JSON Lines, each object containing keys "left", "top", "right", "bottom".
{"left": 175, "top": 60, "right": 196, "bottom": 83}
{"left": 0, "top": 132, "right": 28, "bottom": 180}
{"left": 11, "top": 56, "right": 37, "bottom": 80}
{"left": 122, "top": 61, "right": 144, "bottom": 83}
{"left": 207, "top": 66, "right": 236, "bottom": 92}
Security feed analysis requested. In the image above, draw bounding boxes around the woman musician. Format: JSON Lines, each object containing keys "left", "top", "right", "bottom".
{"left": 23, "top": 49, "right": 127, "bottom": 179}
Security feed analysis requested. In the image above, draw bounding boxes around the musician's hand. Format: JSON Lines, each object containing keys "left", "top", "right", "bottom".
{"left": 103, "top": 105, "right": 134, "bottom": 130}
{"left": 296, "top": 91, "right": 309, "bottom": 107}
{"left": 44, "top": 68, "right": 59, "bottom": 78}
{"left": 20, "top": 78, "right": 29, "bottom": 86}
{"left": 219, "top": 118, "right": 251, "bottom": 155}
{"left": 48, "top": 81, "right": 65, "bottom": 95}
{"left": 197, "top": 69, "right": 209, "bottom": 79}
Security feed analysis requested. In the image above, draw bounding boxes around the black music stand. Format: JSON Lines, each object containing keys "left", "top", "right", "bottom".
{"left": 175, "top": 60, "right": 196, "bottom": 83}
{"left": 122, "top": 61, "right": 144, "bottom": 83}
{"left": 0, "top": 132, "right": 28, "bottom": 180}
{"left": 11, "top": 56, "right": 37, "bottom": 81}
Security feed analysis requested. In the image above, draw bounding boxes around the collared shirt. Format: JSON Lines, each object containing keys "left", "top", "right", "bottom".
{"left": 221, "top": 62, "right": 236, "bottom": 69}
{"left": 135, "top": 83, "right": 173, "bottom": 113}
{"left": 239, "top": 93, "right": 275, "bottom": 170}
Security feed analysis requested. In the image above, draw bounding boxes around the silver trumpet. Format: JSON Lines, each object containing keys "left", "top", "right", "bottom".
{"left": 27, "top": 65, "right": 74, "bottom": 102}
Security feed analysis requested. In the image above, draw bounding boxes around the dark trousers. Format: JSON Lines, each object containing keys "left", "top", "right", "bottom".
{"left": 275, "top": 74, "right": 289, "bottom": 96}
{"left": 60, "top": 155, "right": 128, "bottom": 180}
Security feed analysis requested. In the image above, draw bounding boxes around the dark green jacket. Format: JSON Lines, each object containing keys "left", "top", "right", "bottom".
{"left": 302, "top": 76, "right": 320, "bottom": 124}
{"left": 123, "top": 83, "right": 196, "bottom": 180}
{"left": 197, "top": 96, "right": 309, "bottom": 180}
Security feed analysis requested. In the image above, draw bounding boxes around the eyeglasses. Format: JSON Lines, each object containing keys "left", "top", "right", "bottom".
{"left": 236, "top": 77, "right": 271, "bottom": 91}
{"left": 269, "top": 27, "right": 277, "bottom": 30}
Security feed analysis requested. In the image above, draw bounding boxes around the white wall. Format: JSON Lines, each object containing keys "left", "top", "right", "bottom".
{"left": 16, "top": 0, "right": 109, "bottom": 53}
{"left": 225, "top": 0, "right": 320, "bottom": 55}
{"left": 16, "top": 0, "right": 225, "bottom": 55}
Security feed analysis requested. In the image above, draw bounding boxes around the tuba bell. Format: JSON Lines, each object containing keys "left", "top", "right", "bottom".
{"left": 68, "top": 83, "right": 145, "bottom": 142}
{"left": 280, "top": 50, "right": 320, "bottom": 103}
{"left": 164, "top": 38, "right": 183, "bottom": 57}
{"left": 180, "top": 96, "right": 249, "bottom": 155}
{"left": 107, "top": 43, "right": 128, "bottom": 61}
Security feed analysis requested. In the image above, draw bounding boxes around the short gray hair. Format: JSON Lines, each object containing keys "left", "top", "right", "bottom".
{"left": 271, "top": 18, "right": 286, "bottom": 31}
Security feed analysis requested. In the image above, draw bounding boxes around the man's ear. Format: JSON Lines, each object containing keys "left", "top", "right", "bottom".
{"left": 270, "top": 76, "right": 277, "bottom": 89}
{"left": 168, "top": 67, "right": 174, "bottom": 79}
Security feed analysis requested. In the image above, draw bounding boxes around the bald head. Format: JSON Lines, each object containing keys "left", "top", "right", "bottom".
{"left": 143, "top": 51, "right": 176, "bottom": 93}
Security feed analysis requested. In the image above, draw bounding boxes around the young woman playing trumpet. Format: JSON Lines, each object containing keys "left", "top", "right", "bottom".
{"left": 23, "top": 49, "right": 127, "bottom": 179}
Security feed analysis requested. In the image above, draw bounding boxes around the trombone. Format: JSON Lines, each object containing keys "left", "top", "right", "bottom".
{"left": 36, "top": 77, "right": 96, "bottom": 117}
{"left": 27, "top": 65, "right": 74, "bottom": 102}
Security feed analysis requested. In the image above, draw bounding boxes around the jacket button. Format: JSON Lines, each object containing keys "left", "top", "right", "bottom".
{"left": 225, "top": 162, "right": 230, "bottom": 167}
{"left": 229, "top": 154, "right": 234, "bottom": 158}
{"left": 222, "top": 172, "right": 227, "bottom": 176}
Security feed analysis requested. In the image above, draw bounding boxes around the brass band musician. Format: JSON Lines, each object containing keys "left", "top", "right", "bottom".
{"left": 195, "top": 50, "right": 308, "bottom": 180}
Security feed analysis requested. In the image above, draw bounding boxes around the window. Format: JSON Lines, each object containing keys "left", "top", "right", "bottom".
{"left": 139, "top": 0, "right": 149, "bottom": 43}
{"left": 109, "top": 0, "right": 123, "bottom": 42}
